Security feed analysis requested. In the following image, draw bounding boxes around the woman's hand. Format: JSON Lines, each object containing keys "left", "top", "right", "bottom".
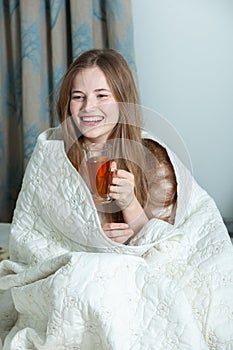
{"left": 102, "top": 222, "right": 134, "bottom": 244}
{"left": 109, "top": 161, "right": 135, "bottom": 209}
{"left": 106, "top": 161, "right": 149, "bottom": 237}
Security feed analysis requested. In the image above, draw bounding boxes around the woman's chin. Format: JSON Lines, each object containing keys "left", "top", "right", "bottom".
{"left": 82, "top": 127, "right": 112, "bottom": 143}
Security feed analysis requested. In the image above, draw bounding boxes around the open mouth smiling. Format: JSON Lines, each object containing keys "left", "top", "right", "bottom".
{"left": 80, "top": 115, "right": 104, "bottom": 126}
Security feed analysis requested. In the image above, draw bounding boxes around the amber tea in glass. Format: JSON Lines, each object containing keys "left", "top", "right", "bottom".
{"left": 83, "top": 143, "right": 113, "bottom": 204}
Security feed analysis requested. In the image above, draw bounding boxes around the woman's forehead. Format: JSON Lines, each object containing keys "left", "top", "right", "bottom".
{"left": 72, "top": 66, "right": 110, "bottom": 91}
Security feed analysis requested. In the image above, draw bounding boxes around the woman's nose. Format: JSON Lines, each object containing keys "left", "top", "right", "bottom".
{"left": 83, "top": 95, "right": 96, "bottom": 111}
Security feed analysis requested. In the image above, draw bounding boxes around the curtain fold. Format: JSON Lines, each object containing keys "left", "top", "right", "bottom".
{"left": 0, "top": 0, "right": 136, "bottom": 222}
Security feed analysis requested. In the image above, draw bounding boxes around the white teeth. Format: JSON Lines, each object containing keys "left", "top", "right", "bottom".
{"left": 82, "top": 116, "right": 103, "bottom": 122}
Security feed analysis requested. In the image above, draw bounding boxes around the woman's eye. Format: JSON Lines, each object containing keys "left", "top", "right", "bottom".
{"left": 72, "top": 95, "right": 85, "bottom": 100}
{"left": 98, "top": 94, "right": 108, "bottom": 98}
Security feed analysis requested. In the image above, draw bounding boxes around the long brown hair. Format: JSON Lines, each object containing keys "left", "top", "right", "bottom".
{"left": 56, "top": 49, "right": 148, "bottom": 222}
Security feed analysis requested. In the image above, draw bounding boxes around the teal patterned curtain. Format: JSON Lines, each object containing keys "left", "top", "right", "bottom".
{"left": 0, "top": 0, "right": 136, "bottom": 222}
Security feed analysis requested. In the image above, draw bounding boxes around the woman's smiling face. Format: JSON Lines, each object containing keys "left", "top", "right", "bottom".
{"left": 70, "top": 66, "right": 119, "bottom": 144}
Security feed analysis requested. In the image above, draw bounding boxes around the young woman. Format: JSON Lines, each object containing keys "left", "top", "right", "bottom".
{"left": 0, "top": 49, "right": 232, "bottom": 349}
{"left": 57, "top": 49, "right": 177, "bottom": 243}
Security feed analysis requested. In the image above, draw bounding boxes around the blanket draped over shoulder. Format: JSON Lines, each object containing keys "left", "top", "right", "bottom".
{"left": 0, "top": 128, "right": 233, "bottom": 350}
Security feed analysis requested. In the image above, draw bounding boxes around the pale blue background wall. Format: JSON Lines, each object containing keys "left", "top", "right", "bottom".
{"left": 132, "top": 0, "right": 233, "bottom": 220}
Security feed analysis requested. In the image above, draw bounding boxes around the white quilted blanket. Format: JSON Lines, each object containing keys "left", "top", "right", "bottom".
{"left": 0, "top": 128, "right": 233, "bottom": 349}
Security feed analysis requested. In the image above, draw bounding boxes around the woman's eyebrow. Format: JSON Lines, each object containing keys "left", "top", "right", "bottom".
{"left": 94, "top": 88, "right": 111, "bottom": 92}
{"left": 71, "top": 88, "right": 111, "bottom": 94}
{"left": 71, "top": 89, "right": 83, "bottom": 94}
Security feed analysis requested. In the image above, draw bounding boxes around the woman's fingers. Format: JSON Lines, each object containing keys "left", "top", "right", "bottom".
{"left": 102, "top": 222, "right": 128, "bottom": 230}
{"left": 110, "top": 161, "right": 117, "bottom": 171}
{"left": 102, "top": 222, "right": 134, "bottom": 244}
{"left": 112, "top": 169, "right": 134, "bottom": 182}
{"left": 108, "top": 169, "right": 135, "bottom": 208}
{"left": 110, "top": 178, "right": 132, "bottom": 191}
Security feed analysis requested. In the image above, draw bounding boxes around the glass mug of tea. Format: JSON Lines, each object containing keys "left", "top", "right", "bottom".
{"left": 83, "top": 143, "right": 115, "bottom": 204}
